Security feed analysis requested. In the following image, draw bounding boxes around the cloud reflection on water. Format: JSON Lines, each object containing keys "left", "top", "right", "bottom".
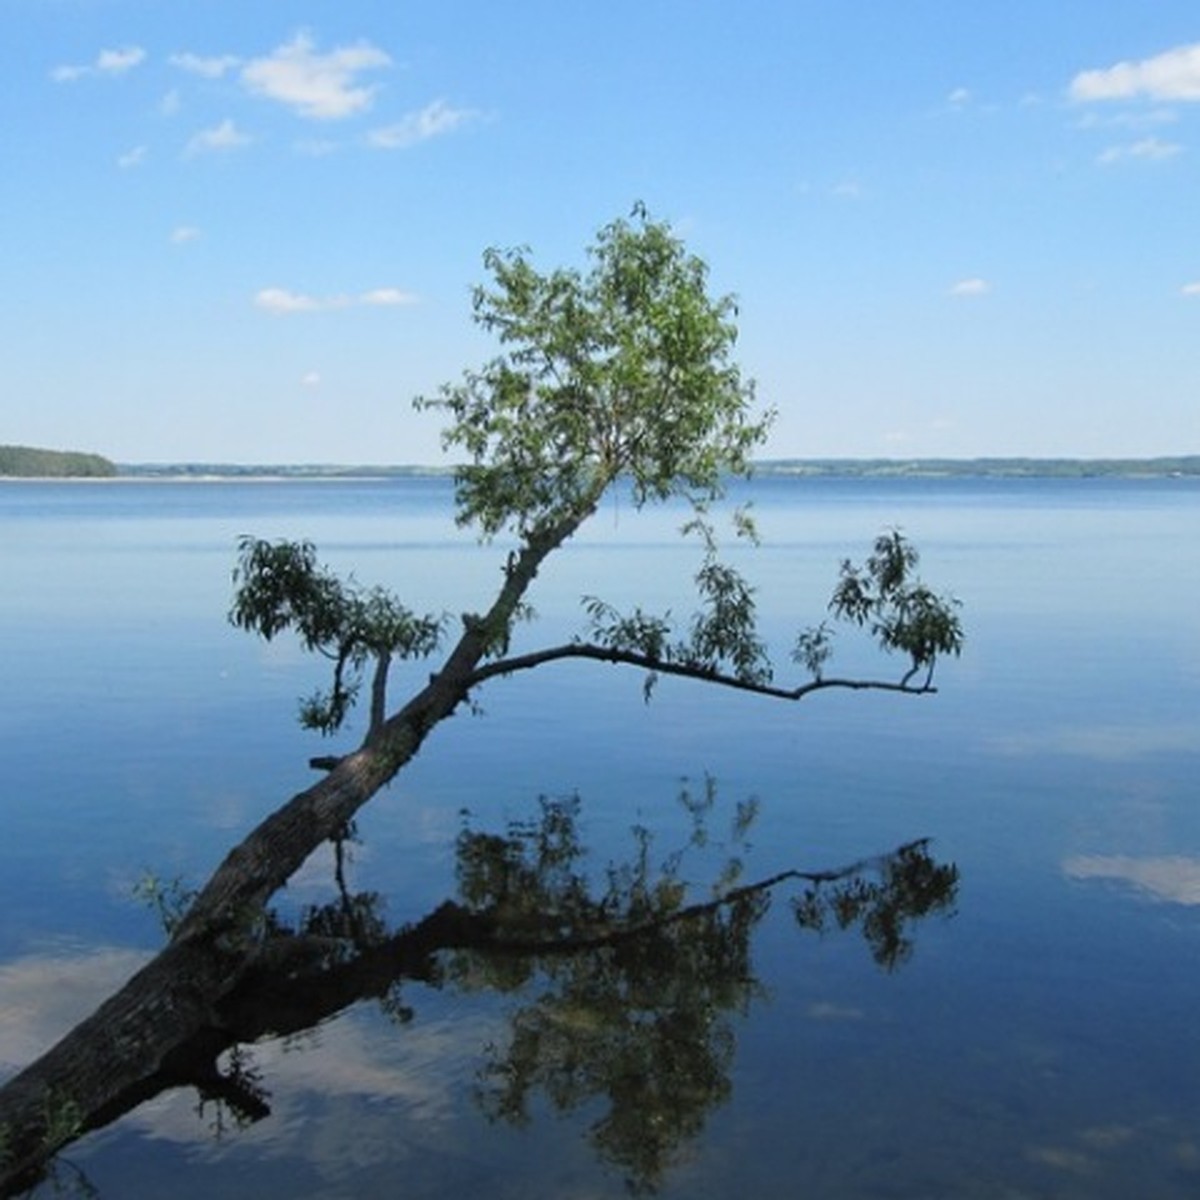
{"left": 1063, "top": 854, "right": 1200, "bottom": 904}
{"left": 989, "top": 721, "right": 1200, "bottom": 762}
{"left": 0, "top": 948, "right": 148, "bottom": 1073}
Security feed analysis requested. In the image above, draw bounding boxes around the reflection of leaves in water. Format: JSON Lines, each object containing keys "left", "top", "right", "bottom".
{"left": 196, "top": 1046, "right": 269, "bottom": 1138}
{"left": 446, "top": 788, "right": 958, "bottom": 1192}
{"left": 477, "top": 895, "right": 763, "bottom": 1192}
{"left": 792, "top": 841, "right": 959, "bottom": 970}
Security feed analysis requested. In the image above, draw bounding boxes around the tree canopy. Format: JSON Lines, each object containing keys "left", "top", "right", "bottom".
{"left": 418, "top": 202, "right": 768, "bottom": 541}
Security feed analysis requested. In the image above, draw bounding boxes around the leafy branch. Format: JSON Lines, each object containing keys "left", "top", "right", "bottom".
{"left": 229, "top": 537, "right": 444, "bottom": 734}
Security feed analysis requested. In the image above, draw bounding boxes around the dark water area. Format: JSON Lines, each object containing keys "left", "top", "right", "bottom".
{"left": 1, "top": 475, "right": 1198, "bottom": 1197}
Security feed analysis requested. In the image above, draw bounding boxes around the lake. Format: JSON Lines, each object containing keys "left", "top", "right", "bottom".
{"left": 2, "top": 474, "right": 1198, "bottom": 1198}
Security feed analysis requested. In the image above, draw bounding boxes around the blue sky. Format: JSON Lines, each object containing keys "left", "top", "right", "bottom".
{"left": 4, "top": 1, "right": 1199, "bottom": 464}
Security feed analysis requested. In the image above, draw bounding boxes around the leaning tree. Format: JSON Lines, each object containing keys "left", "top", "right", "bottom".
{"left": 0, "top": 206, "right": 961, "bottom": 1192}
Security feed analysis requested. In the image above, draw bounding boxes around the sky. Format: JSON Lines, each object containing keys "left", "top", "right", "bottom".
{"left": 3, "top": 0, "right": 1199, "bottom": 464}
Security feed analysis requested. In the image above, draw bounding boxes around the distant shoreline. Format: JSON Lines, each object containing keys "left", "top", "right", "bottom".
{"left": 114, "top": 456, "right": 1197, "bottom": 481}
{"left": 3, "top": 456, "right": 1198, "bottom": 482}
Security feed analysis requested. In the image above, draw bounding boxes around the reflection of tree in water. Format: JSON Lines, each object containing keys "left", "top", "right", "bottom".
{"left": 1, "top": 786, "right": 957, "bottom": 1199}
{"left": 443, "top": 786, "right": 958, "bottom": 1192}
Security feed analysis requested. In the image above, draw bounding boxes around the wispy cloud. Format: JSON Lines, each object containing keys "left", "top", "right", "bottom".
{"left": 184, "top": 118, "right": 252, "bottom": 157}
{"left": 949, "top": 278, "right": 990, "bottom": 297}
{"left": 170, "top": 226, "right": 201, "bottom": 244}
{"left": 1181, "top": 282, "right": 1200, "bottom": 296}
{"left": 359, "top": 287, "right": 417, "bottom": 307}
{"left": 51, "top": 45, "right": 146, "bottom": 83}
{"left": 301, "top": 371, "right": 322, "bottom": 388}
{"left": 117, "top": 145, "right": 148, "bottom": 169}
{"left": 1071, "top": 42, "right": 1200, "bottom": 102}
{"left": 255, "top": 287, "right": 416, "bottom": 314}
{"left": 367, "top": 99, "right": 479, "bottom": 149}
{"left": 1096, "top": 136, "right": 1183, "bottom": 165}
{"left": 947, "top": 87, "right": 971, "bottom": 107}
{"left": 255, "top": 287, "right": 333, "bottom": 314}
{"left": 241, "top": 31, "right": 391, "bottom": 120}
{"left": 169, "top": 52, "right": 241, "bottom": 79}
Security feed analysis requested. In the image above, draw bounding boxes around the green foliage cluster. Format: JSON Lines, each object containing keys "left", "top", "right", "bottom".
{"left": 229, "top": 536, "right": 443, "bottom": 733}
{"left": 0, "top": 445, "right": 115, "bottom": 478}
{"left": 584, "top": 527, "right": 961, "bottom": 695}
{"left": 417, "top": 203, "right": 771, "bottom": 540}
{"left": 827, "top": 530, "right": 964, "bottom": 685}
{"left": 582, "top": 542, "right": 772, "bottom": 700}
{"left": 132, "top": 874, "right": 199, "bottom": 938}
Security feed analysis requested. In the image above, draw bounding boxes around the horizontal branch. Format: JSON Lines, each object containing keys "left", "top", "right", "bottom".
{"left": 466, "top": 641, "right": 937, "bottom": 700}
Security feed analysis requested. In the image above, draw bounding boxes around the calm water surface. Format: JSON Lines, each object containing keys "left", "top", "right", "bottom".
{"left": 1, "top": 475, "right": 1198, "bottom": 1197}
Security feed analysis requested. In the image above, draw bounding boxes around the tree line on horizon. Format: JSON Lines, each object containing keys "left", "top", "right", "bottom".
{"left": 5, "top": 442, "right": 1196, "bottom": 482}
{"left": 0, "top": 444, "right": 116, "bottom": 478}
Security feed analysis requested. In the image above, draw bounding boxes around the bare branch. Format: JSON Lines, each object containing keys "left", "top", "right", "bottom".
{"left": 466, "top": 641, "right": 938, "bottom": 699}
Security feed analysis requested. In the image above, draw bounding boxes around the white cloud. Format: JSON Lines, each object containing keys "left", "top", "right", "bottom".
{"left": 99, "top": 46, "right": 146, "bottom": 74}
{"left": 949, "top": 278, "right": 990, "bottom": 297}
{"left": 241, "top": 31, "right": 391, "bottom": 120}
{"left": 367, "top": 99, "right": 478, "bottom": 148}
{"left": 1096, "top": 136, "right": 1183, "bottom": 165}
{"left": 170, "top": 225, "right": 201, "bottom": 244}
{"left": 255, "top": 287, "right": 416, "bottom": 314}
{"left": 947, "top": 87, "right": 971, "bottom": 106}
{"left": 1071, "top": 42, "right": 1200, "bottom": 102}
{"left": 184, "top": 118, "right": 252, "bottom": 157}
{"left": 830, "top": 180, "right": 862, "bottom": 199}
{"left": 51, "top": 45, "right": 146, "bottom": 82}
{"left": 169, "top": 52, "right": 241, "bottom": 79}
{"left": 301, "top": 371, "right": 322, "bottom": 387}
{"left": 360, "top": 287, "right": 417, "bottom": 307}
{"left": 117, "top": 145, "right": 147, "bottom": 169}
{"left": 255, "top": 287, "right": 329, "bottom": 314}
{"left": 159, "top": 88, "right": 182, "bottom": 116}
{"left": 1181, "top": 282, "right": 1200, "bottom": 296}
